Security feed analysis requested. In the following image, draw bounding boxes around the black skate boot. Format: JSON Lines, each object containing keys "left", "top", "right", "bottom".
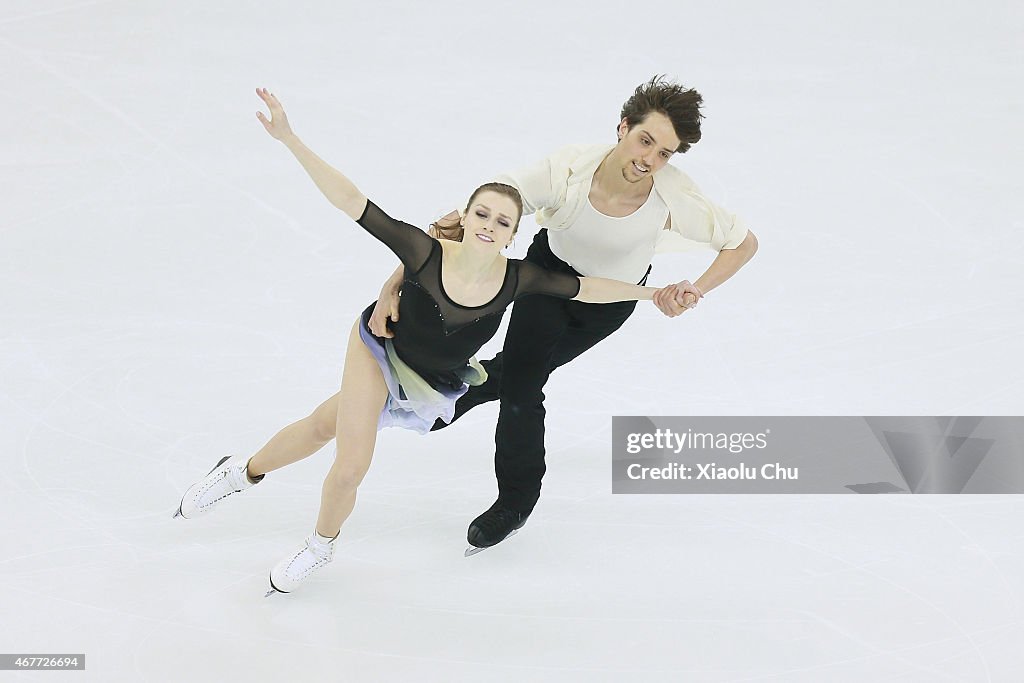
{"left": 464, "top": 502, "right": 530, "bottom": 556}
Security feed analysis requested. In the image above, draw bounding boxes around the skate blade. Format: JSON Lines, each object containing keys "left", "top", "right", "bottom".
{"left": 463, "top": 529, "right": 519, "bottom": 557}
{"left": 264, "top": 573, "right": 288, "bottom": 597}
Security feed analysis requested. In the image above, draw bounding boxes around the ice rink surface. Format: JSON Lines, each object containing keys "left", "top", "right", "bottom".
{"left": 3, "top": 1, "right": 1023, "bottom": 680}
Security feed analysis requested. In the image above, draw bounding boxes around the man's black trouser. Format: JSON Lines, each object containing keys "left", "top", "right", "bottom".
{"left": 432, "top": 229, "right": 645, "bottom": 514}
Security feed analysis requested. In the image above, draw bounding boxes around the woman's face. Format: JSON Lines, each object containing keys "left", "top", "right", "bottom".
{"left": 462, "top": 191, "right": 519, "bottom": 252}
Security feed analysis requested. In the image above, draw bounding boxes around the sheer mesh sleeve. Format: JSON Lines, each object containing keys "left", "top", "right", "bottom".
{"left": 514, "top": 260, "right": 581, "bottom": 300}
{"left": 356, "top": 200, "right": 436, "bottom": 274}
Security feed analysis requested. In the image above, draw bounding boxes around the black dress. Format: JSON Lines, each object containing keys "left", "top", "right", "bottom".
{"left": 356, "top": 200, "right": 581, "bottom": 390}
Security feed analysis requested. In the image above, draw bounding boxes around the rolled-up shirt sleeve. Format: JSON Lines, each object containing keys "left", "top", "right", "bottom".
{"left": 656, "top": 184, "right": 749, "bottom": 254}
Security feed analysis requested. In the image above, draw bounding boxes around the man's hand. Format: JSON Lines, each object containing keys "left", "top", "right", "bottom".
{"left": 368, "top": 288, "right": 400, "bottom": 338}
{"left": 652, "top": 280, "right": 702, "bottom": 318}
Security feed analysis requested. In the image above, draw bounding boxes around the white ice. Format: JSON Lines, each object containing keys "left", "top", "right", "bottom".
{"left": 2, "top": 1, "right": 1023, "bottom": 681}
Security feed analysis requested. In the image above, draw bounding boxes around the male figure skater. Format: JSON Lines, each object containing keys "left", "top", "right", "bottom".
{"left": 369, "top": 75, "right": 758, "bottom": 551}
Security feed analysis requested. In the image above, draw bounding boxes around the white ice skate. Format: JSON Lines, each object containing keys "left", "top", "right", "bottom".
{"left": 174, "top": 455, "right": 261, "bottom": 519}
{"left": 265, "top": 532, "right": 338, "bottom": 597}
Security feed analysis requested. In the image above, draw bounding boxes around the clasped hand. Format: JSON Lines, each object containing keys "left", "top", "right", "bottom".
{"left": 652, "top": 280, "right": 702, "bottom": 317}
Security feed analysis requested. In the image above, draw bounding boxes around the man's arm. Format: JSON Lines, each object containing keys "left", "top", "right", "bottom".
{"left": 654, "top": 230, "right": 758, "bottom": 317}
{"left": 366, "top": 265, "right": 405, "bottom": 338}
{"left": 494, "top": 152, "right": 561, "bottom": 215}
{"left": 693, "top": 230, "right": 758, "bottom": 295}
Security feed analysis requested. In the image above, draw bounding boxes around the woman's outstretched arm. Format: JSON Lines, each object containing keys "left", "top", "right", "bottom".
{"left": 520, "top": 262, "right": 699, "bottom": 309}
{"left": 256, "top": 87, "right": 367, "bottom": 221}
{"left": 574, "top": 277, "right": 658, "bottom": 304}
{"left": 575, "top": 278, "right": 699, "bottom": 307}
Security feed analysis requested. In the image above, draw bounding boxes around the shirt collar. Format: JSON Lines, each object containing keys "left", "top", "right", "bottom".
{"left": 567, "top": 144, "right": 616, "bottom": 184}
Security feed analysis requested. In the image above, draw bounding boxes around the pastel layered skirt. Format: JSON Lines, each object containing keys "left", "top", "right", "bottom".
{"left": 358, "top": 307, "right": 487, "bottom": 434}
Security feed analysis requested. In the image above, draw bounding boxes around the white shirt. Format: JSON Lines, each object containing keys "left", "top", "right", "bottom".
{"left": 492, "top": 144, "right": 748, "bottom": 273}
{"left": 548, "top": 191, "right": 669, "bottom": 282}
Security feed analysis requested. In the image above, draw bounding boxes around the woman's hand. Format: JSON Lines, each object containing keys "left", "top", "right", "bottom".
{"left": 256, "top": 87, "right": 295, "bottom": 141}
{"left": 255, "top": 88, "right": 367, "bottom": 219}
{"left": 652, "top": 280, "right": 701, "bottom": 318}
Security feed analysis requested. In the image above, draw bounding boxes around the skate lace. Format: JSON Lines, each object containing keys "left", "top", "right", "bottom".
{"left": 287, "top": 537, "right": 335, "bottom": 578}
{"left": 200, "top": 465, "right": 244, "bottom": 504}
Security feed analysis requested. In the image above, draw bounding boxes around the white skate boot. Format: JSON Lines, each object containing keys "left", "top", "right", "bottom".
{"left": 174, "top": 455, "right": 262, "bottom": 519}
{"left": 265, "top": 531, "right": 338, "bottom": 596}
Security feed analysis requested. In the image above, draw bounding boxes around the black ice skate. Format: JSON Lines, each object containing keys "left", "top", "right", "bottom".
{"left": 464, "top": 503, "right": 530, "bottom": 557}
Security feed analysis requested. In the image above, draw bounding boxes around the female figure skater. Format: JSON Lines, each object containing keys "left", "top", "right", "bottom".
{"left": 174, "top": 88, "right": 673, "bottom": 595}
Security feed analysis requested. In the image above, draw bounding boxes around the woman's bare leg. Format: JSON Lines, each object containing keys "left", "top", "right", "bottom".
{"left": 246, "top": 391, "right": 342, "bottom": 478}
{"left": 314, "top": 320, "right": 389, "bottom": 538}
